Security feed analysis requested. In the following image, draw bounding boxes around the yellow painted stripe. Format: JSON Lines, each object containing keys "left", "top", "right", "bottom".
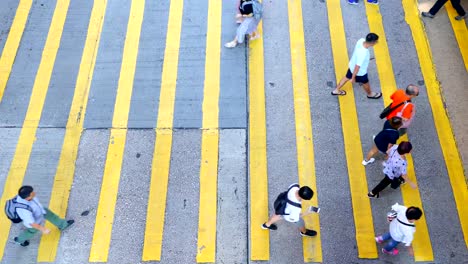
{"left": 89, "top": 0, "right": 145, "bottom": 261}
{"left": 364, "top": 3, "right": 434, "bottom": 261}
{"left": 37, "top": 0, "right": 107, "bottom": 261}
{"left": 0, "top": 0, "right": 32, "bottom": 102}
{"left": 142, "top": 0, "right": 183, "bottom": 260}
{"left": 196, "top": 0, "right": 221, "bottom": 262}
{"left": 197, "top": 130, "right": 220, "bottom": 263}
{"left": 402, "top": 0, "right": 468, "bottom": 248}
{"left": 326, "top": 0, "right": 378, "bottom": 258}
{"left": 446, "top": 2, "right": 468, "bottom": 72}
{"left": 0, "top": 0, "right": 70, "bottom": 259}
{"left": 287, "top": 0, "right": 322, "bottom": 262}
{"left": 248, "top": 22, "right": 270, "bottom": 261}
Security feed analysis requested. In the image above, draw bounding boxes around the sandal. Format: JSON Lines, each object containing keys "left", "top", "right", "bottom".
{"left": 331, "top": 90, "right": 346, "bottom": 96}
{"left": 367, "top": 92, "right": 382, "bottom": 99}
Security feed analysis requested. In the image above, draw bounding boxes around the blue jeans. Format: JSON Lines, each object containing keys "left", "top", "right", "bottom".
{"left": 381, "top": 232, "right": 400, "bottom": 251}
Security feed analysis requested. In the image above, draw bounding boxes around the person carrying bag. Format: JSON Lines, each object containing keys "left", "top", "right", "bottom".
{"left": 367, "top": 142, "right": 417, "bottom": 198}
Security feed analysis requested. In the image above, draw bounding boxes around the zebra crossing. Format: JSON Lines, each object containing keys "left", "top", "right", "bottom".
{"left": 0, "top": 0, "right": 466, "bottom": 263}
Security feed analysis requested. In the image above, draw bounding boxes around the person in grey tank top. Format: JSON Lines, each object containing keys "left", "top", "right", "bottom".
{"left": 13, "top": 186, "right": 75, "bottom": 247}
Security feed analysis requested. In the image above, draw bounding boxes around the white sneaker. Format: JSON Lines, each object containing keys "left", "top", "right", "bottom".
{"left": 362, "top": 158, "right": 375, "bottom": 166}
{"left": 224, "top": 41, "right": 237, "bottom": 48}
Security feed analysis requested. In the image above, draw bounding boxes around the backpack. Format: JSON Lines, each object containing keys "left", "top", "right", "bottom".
{"left": 5, "top": 196, "right": 31, "bottom": 223}
{"left": 240, "top": 0, "right": 263, "bottom": 20}
{"left": 273, "top": 184, "right": 301, "bottom": 215}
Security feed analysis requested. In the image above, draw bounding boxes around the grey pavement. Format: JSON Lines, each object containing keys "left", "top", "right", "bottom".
{"left": 0, "top": 0, "right": 467, "bottom": 263}
{"left": 418, "top": 0, "right": 468, "bottom": 175}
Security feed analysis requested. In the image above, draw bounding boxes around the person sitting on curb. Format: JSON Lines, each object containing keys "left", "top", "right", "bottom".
{"left": 375, "top": 203, "right": 422, "bottom": 256}
{"left": 225, "top": 0, "right": 262, "bottom": 48}
{"left": 362, "top": 116, "right": 403, "bottom": 166}
{"left": 10, "top": 186, "right": 74, "bottom": 247}
{"left": 261, "top": 183, "right": 317, "bottom": 237}
{"left": 368, "top": 142, "right": 417, "bottom": 198}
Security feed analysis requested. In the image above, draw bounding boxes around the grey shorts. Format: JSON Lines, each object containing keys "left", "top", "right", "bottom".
{"left": 281, "top": 216, "right": 305, "bottom": 228}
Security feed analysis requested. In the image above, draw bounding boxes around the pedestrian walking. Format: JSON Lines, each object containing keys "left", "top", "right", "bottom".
{"left": 422, "top": 0, "right": 466, "bottom": 20}
{"left": 362, "top": 116, "right": 403, "bottom": 166}
{"left": 367, "top": 142, "right": 417, "bottom": 198}
{"left": 331, "top": 33, "right": 382, "bottom": 99}
{"left": 5, "top": 186, "right": 74, "bottom": 247}
{"left": 385, "top": 85, "right": 419, "bottom": 136}
{"left": 225, "top": 0, "right": 262, "bottom": 48}
{"left": 375, "top": 203, "right": 423, "bottom": 256}
{"left": 261, "top": 183, "right": 317, "bottom": 237}
{"left": 347, "top": 0, "right": 379, "bottom": 5}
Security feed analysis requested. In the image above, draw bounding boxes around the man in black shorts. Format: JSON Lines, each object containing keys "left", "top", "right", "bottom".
{"left": 362, "top": 116, "right": 403, "bottom": 165}
{"left": 331, "top": 33, "right": 382, "bottom": 99}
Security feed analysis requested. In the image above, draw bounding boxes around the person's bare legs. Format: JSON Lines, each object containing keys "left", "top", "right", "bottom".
{"left": 235, "top": 14, "right": 243, "bottom": 24}
{"left": 365, "top": 145, "right": 379, "bottom": 161}
{"left": 362, "top": 82, "right": 373, "bottom": 96}
{"left": 332, "top": 76, "right": 350, "bottom": 94}
{"left": 265, "top": 214, "right": 282, "bottom": 227}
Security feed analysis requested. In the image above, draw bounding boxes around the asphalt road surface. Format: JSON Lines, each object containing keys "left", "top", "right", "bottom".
{"left": 0, "top": 0, "right": 467, "bottom": 263}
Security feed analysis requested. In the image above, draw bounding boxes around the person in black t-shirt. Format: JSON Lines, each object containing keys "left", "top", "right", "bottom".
{"left": 362, "top": 116, "right": 403, "bottom": 166}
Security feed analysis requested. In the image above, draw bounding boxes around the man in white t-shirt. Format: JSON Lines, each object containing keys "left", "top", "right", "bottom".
{"left": 375, "top": 203, "right": 422, "bottom": 256}
{"left": 331, "top": 33, "right": 382, "bottom": 99}
{"left": 261, "top": 183, "right": 317, "bottom": 237}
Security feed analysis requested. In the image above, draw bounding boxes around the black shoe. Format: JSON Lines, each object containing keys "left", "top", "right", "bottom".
{"left": 261, "top": 223, "right": 277, "bottom": 230}
{"left": 14, "top": 237, "right": 29, "bottom": 247}
{"left": 300, "top": 229, "right": 317, "bottom": 237}
{"left": 367, "top": 192, "right": 379, "bottom": 199}
{"left": 60, "top": 220, "right": 75, "bottom": 231}
{"left": 422, "top": 12, "right": 434, "bottom": 18}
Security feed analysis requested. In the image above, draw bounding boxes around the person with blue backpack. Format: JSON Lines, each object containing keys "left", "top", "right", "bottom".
{"left": 261, "top": 183, "right": 317, "bottom": 237}
{"left": 225, "top": 0, "right": 263, "bottom": 48}
{"left": 5, "top": 185, "right": 74, "bottom": 247}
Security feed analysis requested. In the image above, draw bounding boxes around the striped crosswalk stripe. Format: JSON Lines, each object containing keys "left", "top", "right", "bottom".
{"left": 0, "top": 0, "right": 32, "bottom": 103}
{"left": 248, "top": 16, "right": 270, "bottom": 263}
{"left": 446, "top": 2, "right": 468, "bottom": 72}
{"left": 402, "top": 0, "right": 468, "bottom": 249}
{"left": 0, "top": 0, "right": 71, "bottom": 259}
{"left": 287, "top": 0, "right": 322, "bottom": 261}
{"left": 36, "top": 0, "right": 108, "bottom": 261}
{"left": 364, "top": 2, "right": 434, "bottom": 261}
{"left": 196, "top": 0, "right": 222, "bottom": 262}
{"left": 326, "top": 0, "right": 378, "bottom": 259}
{"left": 88, "top": 0, "right": 145, "bottom": 261}
{"left": 142, "top": 0, "right": 184, "bottom": 261}
{"left": 0, "top": 0, "right": 467, "bottom": 262}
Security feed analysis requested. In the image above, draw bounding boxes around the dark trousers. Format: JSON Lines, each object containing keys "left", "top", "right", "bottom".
{"left": 429, "top": 0, "right": 466, "bottom": 16}
{"left": 371, "top": 175, "right": 402, "bottom": 194}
